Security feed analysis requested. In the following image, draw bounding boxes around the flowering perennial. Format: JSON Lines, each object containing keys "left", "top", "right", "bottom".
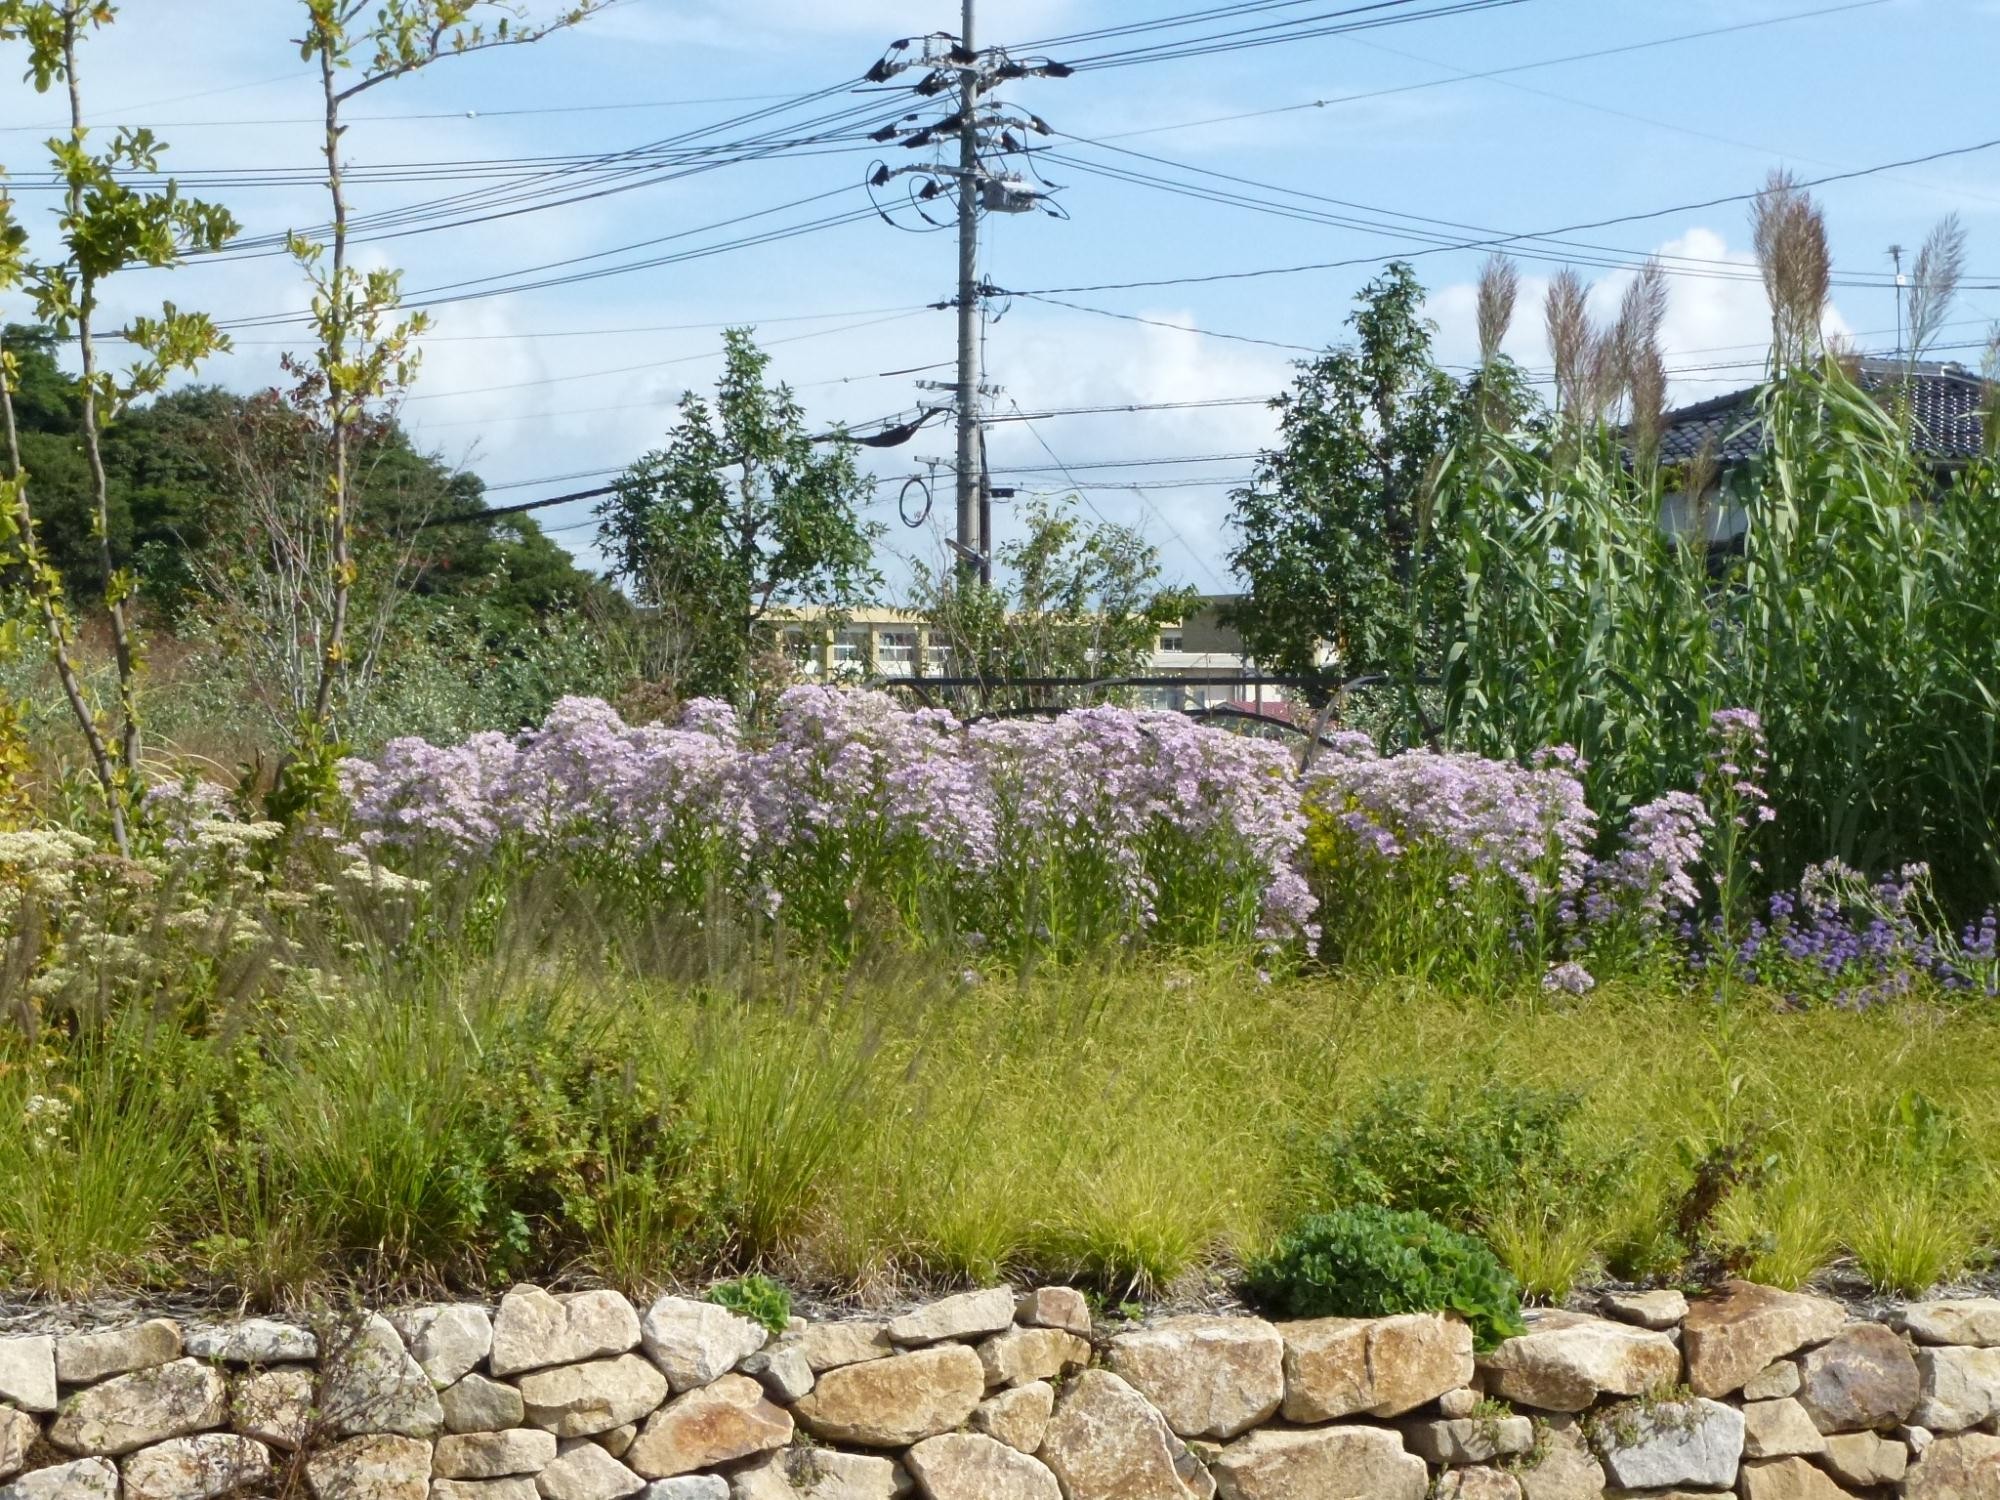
{"left": 339, "top": 690, "right": 1315, "bottom": 954}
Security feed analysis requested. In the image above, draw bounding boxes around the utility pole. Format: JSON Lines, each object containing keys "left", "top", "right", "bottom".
{"left": 954, "top": 0, "right": 983, "bottom": 582}
{"left": 862, "top": 20, "right": 1069, "bottom": 583}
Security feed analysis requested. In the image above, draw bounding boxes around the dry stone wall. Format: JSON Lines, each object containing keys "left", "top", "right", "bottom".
{"left": 3, "top": 1280, "right": 1999, "bottom": 1500}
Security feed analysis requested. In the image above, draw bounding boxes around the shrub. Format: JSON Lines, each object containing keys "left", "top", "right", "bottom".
{"left": 707, "top": 1274, "right": 792, "bottom": 1334}
{"left": 1244, "top": 1205, "right": 1527, "bottom": 1351}
{"left": 1307, "top": 1078, "right": 1624, "bottom": 1238}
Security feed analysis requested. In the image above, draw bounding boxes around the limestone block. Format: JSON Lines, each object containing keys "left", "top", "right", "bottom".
{"left": 56, "top": 1322, "right": 184, "bottom": 1386}
{"left": 885, "top": 1290, "right": 1015, "bottom": 1347}
{"left": 232, "top": 1366, "right": 314, "bottom": 1451}
{"left": 1280, "top": 1313, "right": 1474, "bottom": 1421}
{"left": 1208, "top": 1425, "right": 1427, "bottom": 1500}
{"left": 491, "top": 1290, "right": 641, "bottom": 1379}
{"left": 904, "top": 1433, "right": 1060, "bottom": 1500}
{"left": 48, "top": 1359, "right": 229, "bottom": 1457}
{"left": 517, "top": 1357, "right": 668, "bottom": 1441}
{"left": 1681, "top": 1283, "right": 1845, "bottom": 1400}
{"left": 535, "top": 1441, "right": 645, "bottom": 1500}
{"left": 1600, "top": 1292, "right": 1689, "bottom": 1331}
{"left": 0, "top": 1456, "right": 119, "bottom": 1500}
{"left": 1794, "top": 1324, "right": 1918, "bottom": 1433}
{"left": 444, "top": 1374, "right": 528, "bottom": 1434}
{"left": 393, "top": 1307, "right": 494, "bottom": 1390}
{"left": 306, "top": 1433, "right": 436, "bottom": 1500}
{"left": 184, "top": 1321, "right": 317, "bottom": 1365}
{"left": 1015, "top": 1289, "right": 1090, "bottom": 1338}
{"left": 1741, "top": 1398, "right": 1826, "bottom": 1459}
{"left": 790, "top": 1346, "right": 983, "bottom": 1449}
{"left": 1902, "top": 1302, "right": 2000, "bottom": 1349}
{"left": 1108, "top": 1317, "right": 1284, "bottom": 1440}
{"left": 1479, "top": 1312, "right": 1680, "bottom": 1413}
{"left": 972, "top": 1381, "right": 1054, "bottom": 1453}
{"left": 1037, "top": 1370, "right": 1210, "bottom": 1500}
{"left": 323, "top": 1316, "right": 444, "bottom": 1439}
{"left": 1593, "top": 1396, "right": 1744, "bottom": 1491}
{"left": 120, "top": 1433, "right": 271, "bottom": 1500}
{"left": 433, "top": 1429, "right": 558, "bottom": 1479}
{"left": 623, "top": 1374, "right": 791, "bottom": 1480}
{"left": 639, "top": 1299, "right": 769, "bottom": 1395}
{"left": 0, "top": 1339, "right": 56, "bottom": 1414}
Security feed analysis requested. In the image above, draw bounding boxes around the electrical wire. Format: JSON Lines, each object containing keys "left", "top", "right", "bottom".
{"left": 1051, "top": 0, "right": 1888, "bottom": 147}
{"left": 1059, "top": 0, "right": 1530, "bottom": 72}
{"left": 1006, "top": 133, "right": 2000, "bottom": 299}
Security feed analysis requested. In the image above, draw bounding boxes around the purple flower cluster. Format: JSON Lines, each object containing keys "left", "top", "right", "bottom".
{"left": 340, "top": 690, "right": 1316, "bottom": 950}
{"left": 1586, "top": 791, "right": 1710, "bottom": 923}
{"left": 1721, "top": 859, "right": 1999, "bottom": 1006}
{"left": 972, "top": 705, "right": 1314, "bottom": 941}
{"left": 1304, "top": 738, "right": 1597, "bottom": 902}
{"left": 340, "top": 696, "right": 749, "bottom": 891}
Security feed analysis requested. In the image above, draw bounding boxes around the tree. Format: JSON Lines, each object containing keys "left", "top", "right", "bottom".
{"left": 598, "top": 329, "right": 883, "bottom": 701}
{"left": 1227, "top": 263, "right": 1464, "bottom": 690}
{"left": 912, "top": 494, "right": 1196, "bottom": 707}
{"left": 282, "top": 0, "right": 602, "bottom": 804}
{"left": 0, "top": 1, "right": 236, "bottom": 852}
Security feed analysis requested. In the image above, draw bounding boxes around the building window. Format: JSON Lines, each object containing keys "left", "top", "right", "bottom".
{"left": 925, "top": 641, "right": 953, "bottom": 672}
{"left": 832, "top": 629, "right": 868, "bottom": 666}
{"left": 1159, "top": 633, "right": 1184, "bottom": 653}
{"left": 877, "top": 630, "right": 916, "bottom": 669}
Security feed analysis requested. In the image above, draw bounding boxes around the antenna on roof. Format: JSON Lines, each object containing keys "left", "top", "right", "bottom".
{"left": 1889, "top": 243, "right": 1906, "bottom": 359}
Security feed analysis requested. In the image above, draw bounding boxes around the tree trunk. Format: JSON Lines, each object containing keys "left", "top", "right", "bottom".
{"left": 308, "top": 39, "right": 352, "bottom": 731}
{"left": 65, "top": 8, "right": 144, "bottom": 789}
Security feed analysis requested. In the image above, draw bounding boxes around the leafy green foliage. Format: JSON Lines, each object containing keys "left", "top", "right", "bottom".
{"left": 1439, "top": 353, "right": 2000, "bottom": 909}
{"left": 1307, "top": 1078, "right": 1624, "bottom": 1235}
{"left": 1245, "top": 1204, "right": 1527, "bottom": 1351}
{"left": 912, "top": 495, "right": 1197, "bottom": 704}
{"left": 707, "top": 1274, "right": 792, "bottom": 1335}
{"left": 1228, "top": 263, "right": 1526, "bottom": 698}
{"left": 598, "top": 328, "right": 882, "bottom": 700}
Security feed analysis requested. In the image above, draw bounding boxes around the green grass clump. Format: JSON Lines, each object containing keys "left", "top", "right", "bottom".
{"left": 707, "top": 1274, "right": 792, "bottom": 1334}
{"left": 1244, "top": 1205, "right": 1527, "bottom": 1351}
{"left": 5, "top": 940, "right": 2000, "bottom": 1305}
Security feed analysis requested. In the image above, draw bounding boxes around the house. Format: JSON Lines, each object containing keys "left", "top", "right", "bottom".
{"left": 768, "top": 594, "right": 1302, "bottom": 710}
{"left": 1653, "top": 357, "right": 1990, "bottom": 548}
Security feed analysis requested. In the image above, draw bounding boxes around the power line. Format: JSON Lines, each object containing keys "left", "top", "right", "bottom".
{"left": 1006, "top": 133, "right": 2000, "bottom": 299}
{"left": 398, "top": 309, "right": 932, "bottom": 404}
{"left": 0, "top": 92, "right": 802, "bottom": 132}
{"left": 1052, "top": 0, "right": 1888, "bottom": 148}
{"left": 1060, "top": 0, "right": 1531, "bottom": 72}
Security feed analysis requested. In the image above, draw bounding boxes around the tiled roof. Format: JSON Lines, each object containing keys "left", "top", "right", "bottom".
{"left": 1653, "top": 358, "right": 1989, "bottom": 467}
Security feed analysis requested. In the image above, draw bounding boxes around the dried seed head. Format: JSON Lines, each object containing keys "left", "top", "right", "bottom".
{"left": 1476, "top": 254, "right": 1520, "bottom": 365}
{"left": 1752, "top": 170, "right": 1830, "bottom": 369}
{"left": 1545, "top": 267, "right": 1592, "bottom": 418}
{"left": 1908, "top": 213, "right": 1967, "bottom": 361}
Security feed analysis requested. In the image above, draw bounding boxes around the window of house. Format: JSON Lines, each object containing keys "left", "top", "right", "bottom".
{"left": 1159, "top": 633, "right": 1185, "bottom": 653}
{"left": 832, "top": 629, "right": 868, "bottom": 665}
{"left": 877, "top": 630, "right": 916, "bottom": 667}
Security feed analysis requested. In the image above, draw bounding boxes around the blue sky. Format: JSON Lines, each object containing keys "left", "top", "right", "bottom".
{"left": 2, "top": 0, "right": 1995, "bottom": 596}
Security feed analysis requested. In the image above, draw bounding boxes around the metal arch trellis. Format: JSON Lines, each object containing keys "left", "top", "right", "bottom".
{"left": 879, "top": 672, "right": 1441, "bottom": 755}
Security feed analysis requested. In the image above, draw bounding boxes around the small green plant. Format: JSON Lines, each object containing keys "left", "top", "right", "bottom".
{"left": 1308, "top": 1078, "right": 1623, "bottom": 1234}
{"left": 1584, "top": 1383, "right": 1700, "bottom": 1452}
{"left": 708, "top": 1274, "right": 792, "bottom": 1335}
{"left": 1243, "top": 1205, "right": 1527, "bottom": 1351}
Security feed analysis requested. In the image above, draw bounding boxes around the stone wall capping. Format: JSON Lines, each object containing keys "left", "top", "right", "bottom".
{"left": 5, "top": 1277, "right": 2000, "bottom": 1500}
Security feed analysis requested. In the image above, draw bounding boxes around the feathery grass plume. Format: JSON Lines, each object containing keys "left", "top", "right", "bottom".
{"left": 1545, "top": 267, "right": 1592, "bottom": 419}
{"left": 1751, "top": 170, "right": 1830, "bottom": 370}
{"left": 1908, "top": 213, "right": 1967, "bottom": 363}
{"left": 1476, "top": 254, "right": 1520, "bottom": 366}
{"left": 1612, "top": 260, "right": 1670, "bottom": 465}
